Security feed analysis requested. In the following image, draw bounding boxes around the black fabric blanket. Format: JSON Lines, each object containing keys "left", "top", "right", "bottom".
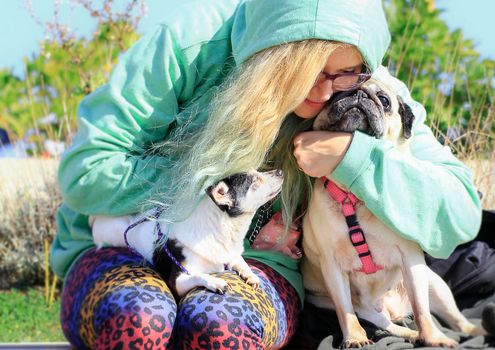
{"left": 286, "top": 299, "right": 495, "bottom": 350}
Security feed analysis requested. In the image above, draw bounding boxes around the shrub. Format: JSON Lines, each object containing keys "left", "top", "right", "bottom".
{"left": 0, "top": 159, "right": 60, "bottom": 289}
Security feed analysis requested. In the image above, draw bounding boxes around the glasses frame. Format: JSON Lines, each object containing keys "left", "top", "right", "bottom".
{"left": 317, "top": 72, "right": 372, "bottom": 91}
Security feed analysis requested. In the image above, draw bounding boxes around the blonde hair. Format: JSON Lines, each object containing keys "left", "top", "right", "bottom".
{"left": 154, "top": 39, "right": 357, "bottom": 227}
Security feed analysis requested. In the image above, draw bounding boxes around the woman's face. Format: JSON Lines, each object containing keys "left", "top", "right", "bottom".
{"left": 293, "top": 47, "right": 364, "bottom": 119}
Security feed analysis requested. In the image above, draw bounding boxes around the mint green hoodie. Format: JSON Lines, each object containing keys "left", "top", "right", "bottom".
{"left": 51, "top": 0, "right": 481, "bottom": 303}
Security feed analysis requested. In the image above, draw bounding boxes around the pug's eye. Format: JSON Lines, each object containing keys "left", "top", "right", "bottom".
{"left": 378, "top": 94, "right": 391, "bottom": 110}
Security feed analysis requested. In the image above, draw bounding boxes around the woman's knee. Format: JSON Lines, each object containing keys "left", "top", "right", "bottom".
{"left": 175, "top": 294, "right": 264, "bottom": 349}
{"left": 92, "top": 282, "right": 177, "bottom": 349}
{"left": 173, "top": 272, "right": 272, "bottom": 350}
{"left": 61, "top": 248, "right": 177, "bottom": 350}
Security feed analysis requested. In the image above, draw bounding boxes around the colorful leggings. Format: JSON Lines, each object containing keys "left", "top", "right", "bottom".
{"left": 60, "top": 247, "right": 300, "bottom": 349}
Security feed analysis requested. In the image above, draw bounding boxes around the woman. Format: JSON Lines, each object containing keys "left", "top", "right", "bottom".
{"left": 51, "top": 0, "right": 481, "bottom": 349}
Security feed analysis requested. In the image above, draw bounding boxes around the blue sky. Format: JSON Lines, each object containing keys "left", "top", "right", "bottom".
{"left": 436, "top": 0, "right": 494, "bottom": 60}
{"left": 0, "top": 0, "right": 494, "bottom": 78}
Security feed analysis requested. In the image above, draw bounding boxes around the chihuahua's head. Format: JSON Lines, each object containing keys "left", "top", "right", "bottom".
{"left": 206, "top": 169, "right": 283, "bottom": 217}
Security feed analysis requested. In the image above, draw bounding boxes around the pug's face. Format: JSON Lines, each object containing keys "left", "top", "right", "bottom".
{"left": 313, "top": 80, "right": 414, "bottom": 142}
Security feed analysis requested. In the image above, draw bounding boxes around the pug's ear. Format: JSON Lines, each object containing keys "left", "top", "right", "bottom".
{"left": 398, "top": 96, "right": 415, "bottom": 139}
{"left": 206, "top": 181, "right": 233, "bottom": 209}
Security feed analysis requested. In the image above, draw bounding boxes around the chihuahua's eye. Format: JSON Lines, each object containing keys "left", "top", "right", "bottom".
{"left": 378, "top": 94, "right": 390, "bottom": 110}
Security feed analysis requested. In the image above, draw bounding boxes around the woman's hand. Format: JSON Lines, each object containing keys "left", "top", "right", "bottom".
{"left": 293, "top": 131, "right": 352, "bottom": 177}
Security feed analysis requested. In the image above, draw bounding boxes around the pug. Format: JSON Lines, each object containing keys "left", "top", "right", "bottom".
{"left": 302, "top": 79, "right": 484, "bottom": 348}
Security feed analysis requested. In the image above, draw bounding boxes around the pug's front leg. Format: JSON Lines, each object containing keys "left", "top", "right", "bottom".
{"left": 320, "top": 255, "right": 371, "bottom": 348}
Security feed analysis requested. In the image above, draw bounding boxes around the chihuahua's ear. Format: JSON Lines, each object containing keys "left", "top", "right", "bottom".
{"left": 206, "top": 181, "right": 234, "bottom": 209}
{"left": 398, "top": 96, "right": 415, "bottom": 139}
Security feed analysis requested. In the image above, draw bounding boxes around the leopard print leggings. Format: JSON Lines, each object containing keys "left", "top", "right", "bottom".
{"left": 60, "top": 247, "right": 300, "bottom": 349}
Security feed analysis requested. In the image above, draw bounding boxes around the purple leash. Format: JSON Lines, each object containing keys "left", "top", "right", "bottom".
{"left": 124, "top": 207, "right": 190, "bottom": 275}
{"left": 155, "top": 219, "right": 190, "bottom": 275}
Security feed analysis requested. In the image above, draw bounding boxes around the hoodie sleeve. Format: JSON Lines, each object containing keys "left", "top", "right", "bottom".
{"left": 58, "top": 24, "right": 191, "bottom": 216}
{"left": 330, "top": 66, "right": 482, "bottom": 259}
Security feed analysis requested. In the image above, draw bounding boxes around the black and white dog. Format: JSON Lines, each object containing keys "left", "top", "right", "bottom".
{"left": 90, "top": 169, "right": 283, "bottom": 297}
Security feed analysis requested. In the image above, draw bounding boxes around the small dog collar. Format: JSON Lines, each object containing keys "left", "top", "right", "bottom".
{"left": 322, "top": 177, "right": 383, "bottom": 274}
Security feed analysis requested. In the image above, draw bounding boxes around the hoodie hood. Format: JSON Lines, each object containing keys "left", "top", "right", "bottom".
{"left": 231, "top": 0, "right": 390, "bottom": 73}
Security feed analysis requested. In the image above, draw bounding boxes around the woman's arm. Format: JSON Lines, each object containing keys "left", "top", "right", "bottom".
{"left": 59, "top": 0, "right": 240, "bottom": 218}
{"left": 59, "top": 23, "right": 199, "bottom": 216}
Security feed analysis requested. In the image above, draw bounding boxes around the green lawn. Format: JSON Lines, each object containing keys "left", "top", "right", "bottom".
{"left": 0, "top": 287, "right": 66, "bottom": 342}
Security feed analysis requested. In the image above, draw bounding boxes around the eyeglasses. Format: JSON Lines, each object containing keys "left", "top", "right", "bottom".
{"left": 314, "top": 72, "right": 372, "bottom": 91}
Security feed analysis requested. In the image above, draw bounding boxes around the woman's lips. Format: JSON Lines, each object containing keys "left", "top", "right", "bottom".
{"left": 304, "top": 99, "right": 326, "bottom": 108}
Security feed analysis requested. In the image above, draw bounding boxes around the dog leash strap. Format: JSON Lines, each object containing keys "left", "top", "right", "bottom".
{"left": 322, "top": 177, "right": 383, "bottom": 275}
{"left": 124, "top": 207, "right": 190, "bottom": 275}
{"left": 156, "top": 221, "right": 190, "bottom": 275}
{"left": 124, "top": 217, "right": 150, "bottom": 254}
{"left": 124, "top": 207, "right": 165, "bottom": 250}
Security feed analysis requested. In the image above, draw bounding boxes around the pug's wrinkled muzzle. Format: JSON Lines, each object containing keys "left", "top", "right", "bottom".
{"left": 313, "top": 89, "right": 385, "bottom": 138}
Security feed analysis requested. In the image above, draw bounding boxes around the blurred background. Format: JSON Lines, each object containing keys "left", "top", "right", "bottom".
{"left": 0, "top": 0, "right": 493, "bottom": 343}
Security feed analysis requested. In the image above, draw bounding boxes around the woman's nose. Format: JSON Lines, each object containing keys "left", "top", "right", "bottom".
{"left": 316, "top": 79, "right": 334, "bottom": 101}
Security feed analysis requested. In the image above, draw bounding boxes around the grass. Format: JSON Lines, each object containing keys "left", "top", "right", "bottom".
{"left": 465, "top": 157, "right": 495, "bottom": 209}
{"left": 0, "top": 287, "right": 65, "bottom": 342}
